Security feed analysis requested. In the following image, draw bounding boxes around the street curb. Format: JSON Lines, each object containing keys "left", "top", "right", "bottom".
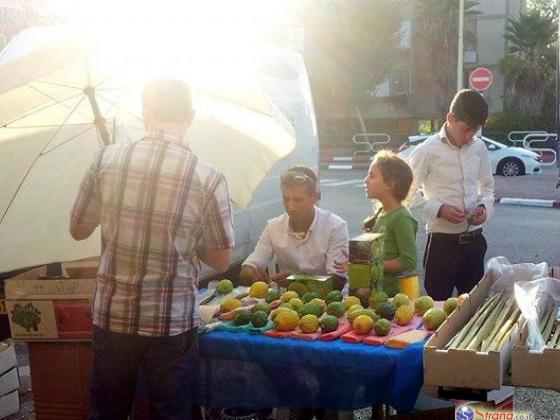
{"left": 320, "top": 157, "right": 371, "bottom": 170}
{"left": 495, "top": 197, "right": 560, "bottom": 209}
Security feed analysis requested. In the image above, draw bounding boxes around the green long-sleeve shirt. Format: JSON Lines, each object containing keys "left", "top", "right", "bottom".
{"left": 373, "top": 206, "right": 418, "bottom": 297}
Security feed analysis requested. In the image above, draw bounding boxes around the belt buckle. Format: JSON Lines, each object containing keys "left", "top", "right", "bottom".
{"left": 458, "top": 233, "right": 472, "bottom": 245}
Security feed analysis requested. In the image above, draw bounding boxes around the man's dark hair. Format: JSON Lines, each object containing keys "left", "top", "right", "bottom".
{"left": 142, "top": 79, "right": 193, "bottom": 124}
{"left": 449, "top": 89, "right": 488, "bottom": 128}
{"left": 280, "top": 165, "right": 319, "bottom": 196}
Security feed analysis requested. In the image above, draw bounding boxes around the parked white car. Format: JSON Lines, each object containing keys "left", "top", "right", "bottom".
{"left": 398, "top": 135, "right": 541, "bottom": 176}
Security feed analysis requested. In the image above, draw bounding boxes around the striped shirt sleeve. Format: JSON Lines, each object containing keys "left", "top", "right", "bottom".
{"left": 200, "top": 172, "right": 235, "bottom": 249}
{"left": 70, "top": 149, "right": 103, "bottom": 231}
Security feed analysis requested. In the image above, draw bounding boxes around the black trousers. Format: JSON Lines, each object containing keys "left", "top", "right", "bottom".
{"left": 423, "top": 229, "right": 487, "bottom": 300}
{"left": 89, "top": 326, "right": 199, "bottom": 420}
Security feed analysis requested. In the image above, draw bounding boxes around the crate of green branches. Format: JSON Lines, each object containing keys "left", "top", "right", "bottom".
{"left": 424, "top": 274, "right": 523, "bottom": 390}
{"left": 512, "top": 272, "right": 560, "bottom": 391}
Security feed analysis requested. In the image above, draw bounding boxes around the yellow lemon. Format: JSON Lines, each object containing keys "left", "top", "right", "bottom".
{"left": 310, "top": 298, "right": 327, "bottom": 311}
{"left": 395, "top": 304, "right": 414, "bottom": 326}
{"left": 288, "top": 297, "right": 304, "bottom": 311}
{"left": 299, "top": 314, "right": 320, "bottom": 334}
{"left": 216, "top": 279, "right": 234, "bottom": 294}
{"left": 348, "top": 304, "right": 364, "bottom": 313}
{"left": 221, "top": 298, "right": 242, "bottom": 313}
{"left": 249, "top": 281, "right": 269, "bottom": 298}
{"left": 270, "top": 306, "right": 291, "bottom": 321}
{"left": 281, "top": 291, "right": 299, "bottom": 303}
{"left": 344, "top": 296, "right": 361, "bottom": 310}
{"left": 352, "top": 314, "right": 374, "bottom": 335}
{"left": 275, "top": 309, "right": 300, "bottom": 332}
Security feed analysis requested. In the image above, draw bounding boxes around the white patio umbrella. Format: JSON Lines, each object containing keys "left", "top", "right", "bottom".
{"left": 0, "top": 35, "right": 136, "bottom": 273}
{"left": 0, "top": 30, "right": 296, "bottom": 273}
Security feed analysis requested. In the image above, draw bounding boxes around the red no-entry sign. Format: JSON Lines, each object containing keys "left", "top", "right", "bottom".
{"left": 469, "top": 67, "right": 493, "bottom": 91}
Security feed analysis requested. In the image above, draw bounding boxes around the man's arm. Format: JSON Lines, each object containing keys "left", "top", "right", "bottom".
{"left": 199, "top": 173, "right": 235, "bottom": 272}
{"left": 239, "top": 265, "right": 270, "bottom": 285}
{"left": 70, "top": 223, "right": 97, "bottom": 241}
{"left": 197, "top": 248, "right": 232, "bottom": 273}
{"left": 69, "top": 152, "right": 102, "bottom": 241}
{"left": 325, "top": 221, "right": 349, "bottom": 291}
{"left": 239, "top": 224, "right": 275, "bottom": 286}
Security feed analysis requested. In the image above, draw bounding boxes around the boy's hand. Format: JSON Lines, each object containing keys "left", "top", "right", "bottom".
{"left": 270, "top": 272, "right": 291, "bottom": 287}
{"left": 438, "top": 204, "right": 467, "bottom": 224}
{"left": 469, "top": 205, "right": 487, "bottom": 226}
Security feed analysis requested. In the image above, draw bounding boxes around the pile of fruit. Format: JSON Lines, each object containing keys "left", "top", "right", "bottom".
{"left": 345, "top": 291, "right": 456, "bottom": 337}
{"left": 211, "top": 278, "right": 461, "bottom": 341}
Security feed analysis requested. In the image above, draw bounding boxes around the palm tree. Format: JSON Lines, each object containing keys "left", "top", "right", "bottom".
{"left": 500, "top": 9, "right": 556, "bottom": 117}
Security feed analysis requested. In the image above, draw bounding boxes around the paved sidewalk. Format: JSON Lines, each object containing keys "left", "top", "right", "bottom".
{"left": 495, "top": 172, "right": 560, "bottom": 201}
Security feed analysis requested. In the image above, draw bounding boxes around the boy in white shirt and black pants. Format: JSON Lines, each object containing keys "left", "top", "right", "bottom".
{"left": 409, "top": 89, "right": 494, "bottom": 300}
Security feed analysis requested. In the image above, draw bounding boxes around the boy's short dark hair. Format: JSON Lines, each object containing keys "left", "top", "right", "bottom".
{"left": 449, "top": 89, "right": 488, "bottom": 128}
{"left": 142, "top": 79, "right": 193, "bottom": 124}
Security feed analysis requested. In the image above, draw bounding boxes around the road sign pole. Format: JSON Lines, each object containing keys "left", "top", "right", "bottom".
{"left": 556, "top": 0, "right": 560, "bottom": 186}
{"left": 457, "top": 0, "right": 465, "bottom": 91}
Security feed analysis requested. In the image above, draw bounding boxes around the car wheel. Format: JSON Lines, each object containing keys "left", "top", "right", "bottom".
{"left": 498, "top": 158, "right": 525, "bottom": 177}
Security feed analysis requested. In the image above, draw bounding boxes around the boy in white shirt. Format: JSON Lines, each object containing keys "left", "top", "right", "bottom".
{"left": 409, "top": 89, "right": 494, "bottom": 300}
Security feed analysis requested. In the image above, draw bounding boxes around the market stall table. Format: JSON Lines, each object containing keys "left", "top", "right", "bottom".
{"left": 196, "top": 330, "right": 425, "bottom": 413}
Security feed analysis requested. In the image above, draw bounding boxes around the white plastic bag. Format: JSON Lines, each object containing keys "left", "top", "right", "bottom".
{"left": 514, "top": 277, "right": 560, "bottom": 351}
{"left": 486, "top": 256, "right": 548, "bottom": 295}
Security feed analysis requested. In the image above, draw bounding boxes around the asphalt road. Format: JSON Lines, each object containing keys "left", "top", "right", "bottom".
{"left": 319, "top": 169, "right": 560, "bottom": 270}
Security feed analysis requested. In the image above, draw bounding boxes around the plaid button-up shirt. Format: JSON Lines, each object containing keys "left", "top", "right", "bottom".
{"left": 71, "top": 135, "right": 234, "bottom": 336}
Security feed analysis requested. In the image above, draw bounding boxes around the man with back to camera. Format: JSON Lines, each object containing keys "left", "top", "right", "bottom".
{"left": 70, "top": 79, "right": 234, "bottom": 420}
{"left": 239, "top": 165, "right": 348, "bottom": 290}
{"left": 409, "top": 89, "right": 494, "bottom": 300}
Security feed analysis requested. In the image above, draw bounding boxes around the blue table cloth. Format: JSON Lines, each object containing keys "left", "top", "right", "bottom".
{"left": 196, "top": 331, "right": 425, "bottom": 413}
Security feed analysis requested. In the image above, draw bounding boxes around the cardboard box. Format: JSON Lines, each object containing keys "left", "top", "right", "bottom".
{"left": 349, "top": 232, "right": 383, "bottom": 264}
{"left": 511, "top": 267, "right": 560, "bottom": 391}
{"left": 0, "top": 390, "right": 19, "bottom": 419}
{"left": 424, "top": 274, "right": 521, "bottom": 390}
{"left": 5, "top": 265, "right": 96, "bottom": 341}
{"left": 0, "top": 368, "right": 19, "bottom": 397}
{"left": 512, "top": 321, "right": 560, "bottom": 391}
{"left": 348, "top": 263, "right": 372, "bottom": 306}
{"left": 286, "top": 274, "right": 333, "bottom": 298}
{"left": 348, "top": 233, "right": 384, "bottom": 305}
{"left": 63, "top": 259, "right": 99, "bottom": 279}
{"left": 0, "top": 341, "right": 17, "bottom": 376}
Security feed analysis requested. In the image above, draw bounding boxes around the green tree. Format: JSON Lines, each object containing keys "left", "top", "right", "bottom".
{"left": 297, "top": 0, "right": 403, "bottom": 118}
{"left": 527, "top": 0, "right": 557, "bottom": 23}
{"left": 413, "top": 0, "right": 480, "bottom": 122}
{"left": 500, "top": 9, "right": 556, "bottom": 118}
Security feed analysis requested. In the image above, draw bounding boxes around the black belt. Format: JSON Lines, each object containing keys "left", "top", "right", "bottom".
{"left": 431, "top": 228, "right": 483, "bottom": 245}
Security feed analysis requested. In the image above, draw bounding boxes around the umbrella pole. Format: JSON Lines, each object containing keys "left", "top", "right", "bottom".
{"left": 85, "top": 86, "right": 112, "bottom": 145}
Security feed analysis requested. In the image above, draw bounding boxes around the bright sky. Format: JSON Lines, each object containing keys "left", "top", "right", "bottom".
{"left": 28, "top": 0, "right": 303, "bottom": 82}
{"left": 37, "top": 0, "right": 301, "bottom": 38}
